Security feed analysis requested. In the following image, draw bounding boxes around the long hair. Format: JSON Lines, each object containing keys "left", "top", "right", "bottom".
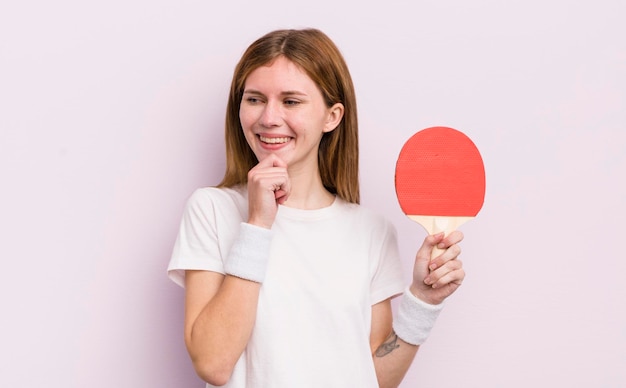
{"left": 217, "top": 28, "right": 360, "bottom": 204}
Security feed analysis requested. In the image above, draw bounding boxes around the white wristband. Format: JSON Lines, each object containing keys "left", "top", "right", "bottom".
{"left": 393, "top": 288, "right": 445, "bottom": 345}
{"left": 223, "top": 222, "right": 273, "bottom": 283}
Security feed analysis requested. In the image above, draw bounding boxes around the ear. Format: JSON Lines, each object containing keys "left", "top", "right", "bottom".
{"left": 323, "top": 103, "right": 344, "bottom": 133}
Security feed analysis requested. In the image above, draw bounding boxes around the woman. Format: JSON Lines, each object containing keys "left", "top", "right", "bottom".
{"left": 168, "top": 28, "right": 465, "bottom": 388}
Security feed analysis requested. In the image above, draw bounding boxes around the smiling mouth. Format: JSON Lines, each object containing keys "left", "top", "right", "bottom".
{"left": 259, "top": 135, "right": 291, "bottom": 144}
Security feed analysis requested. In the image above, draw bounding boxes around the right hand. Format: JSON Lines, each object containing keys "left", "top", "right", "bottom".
{"left": 246, "top": 154, "right": 290, "bottom": 229}
{"left": 409, "top": 231, "right": 465, "bottom": 306}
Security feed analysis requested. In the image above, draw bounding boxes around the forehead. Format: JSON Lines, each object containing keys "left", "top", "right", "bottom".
{"left": 244, "top": 56, "right": 317, "bottom": 92}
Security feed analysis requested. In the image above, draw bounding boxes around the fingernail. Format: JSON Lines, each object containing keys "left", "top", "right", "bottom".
{"left": 429, "top": 263, "right": 437, "bottom": 271}
{"left": 437, "top": 242, "right": 446, "bottom": 249}
{"left": 424, "top": 277, "right": 431, "bottom": 285}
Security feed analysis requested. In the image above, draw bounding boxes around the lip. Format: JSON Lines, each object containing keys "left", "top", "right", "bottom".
{"left": 257, "top": 134, "right": 293, "bottom": 150}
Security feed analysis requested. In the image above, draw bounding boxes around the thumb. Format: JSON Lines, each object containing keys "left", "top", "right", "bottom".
{"left": 258, "top": 153, "right": 287, "bottom": 168}
{"left": 271, "top": 154, "right": 288, "bottom": 168}
{"left": 415, "top": 233, "right": 445, "bottom": 270}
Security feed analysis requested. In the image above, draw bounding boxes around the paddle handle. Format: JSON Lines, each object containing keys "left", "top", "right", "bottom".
{"left": 408, "top": 215, "right": 473, "bottom": 260}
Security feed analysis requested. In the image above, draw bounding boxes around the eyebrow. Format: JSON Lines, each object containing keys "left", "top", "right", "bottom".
{"left": 243, "top": 89, "right": 308, "bottom": 97}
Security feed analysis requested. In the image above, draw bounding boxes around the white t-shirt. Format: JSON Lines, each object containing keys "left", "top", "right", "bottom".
{"left": 168, "top": 186, "right": 405, "bottom": 388}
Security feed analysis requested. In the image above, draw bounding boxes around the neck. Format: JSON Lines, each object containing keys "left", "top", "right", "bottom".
{"left": 282, "top": 167, "right": 335, "bottom": 210}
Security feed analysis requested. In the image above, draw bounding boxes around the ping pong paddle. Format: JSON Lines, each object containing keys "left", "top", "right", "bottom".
{"left": 395, "top": 126, "right": 485, "bottom": 259}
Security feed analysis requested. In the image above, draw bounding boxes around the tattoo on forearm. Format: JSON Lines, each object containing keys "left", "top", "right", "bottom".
{"left": 375, "top": 331, "right": 400, "bottom": 357}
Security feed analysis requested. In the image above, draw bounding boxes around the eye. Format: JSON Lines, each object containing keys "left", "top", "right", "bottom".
{"left": 245, "top": 97, "right": 261, "bottom": 104}
{"left": 284, "top": 99, "right": 300, "bottom": 106}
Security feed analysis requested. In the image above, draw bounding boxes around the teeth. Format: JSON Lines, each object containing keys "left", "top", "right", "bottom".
{"left": 260, "top": 136, "right": 291, "bottom": 144}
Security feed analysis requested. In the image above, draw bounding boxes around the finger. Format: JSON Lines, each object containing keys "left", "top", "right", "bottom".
{"left": 269, "top": 153, "right": 288, "bottom": 168}
{"left": 246, "top": 154, "right": 290, "bottom": 228}
{"left": 248, "top": 166, "right": 289, "bottom": 190}
{"left": 414, "top": 233, "right": 445, "bottom": 279}
{"left": 436, "top": 230, "right": 464, "bottom": 250}
{"left": 426, "top": 260, "right": 464, "bottom": 288}
{"left": 248, "top": 155, "right": 286, "bottom": 182}
{"left": 255, "top": 153, "right": 288, "bottom": 169}
{"left": 249, "top": 154, "right": 289, "bottom": 185}
{"left": 275, "top": 179, "right": 291, "bottom": 203}
{"left": 424, "top": 258, "right": 461, "bottom": 285}
{"left": 251, "top": 154, "right": 276, "bottom": 170}
{"left": 274, "top": 160, "right": 291, "bottom": 203}
{"left": 416, "top": 233, "right": 445, "bottom": 262}
{"left": 429, "top": 243, "right": 462, "bottom": 271}
{"left": 274, "top": 188, "right": 289, "bottom": 204}
{"left": 431, "top": 266, "right": 465, "bottom": 289}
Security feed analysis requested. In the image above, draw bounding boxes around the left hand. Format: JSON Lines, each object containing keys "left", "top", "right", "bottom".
{"left": 410, "top": 231, "right": 465, "bottom": 305}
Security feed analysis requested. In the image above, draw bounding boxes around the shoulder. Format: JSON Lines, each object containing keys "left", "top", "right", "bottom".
{"left": 187, "top": 186, "right": 246, "bottom": 209}
{"left": 336, "top": 199, "right": 396, "bottom": 235}
{"left": 189, "top": 185, "right": 245, "bottom": 203}
{"left": 183, "top": 186, "right": 248, "bottom": 221}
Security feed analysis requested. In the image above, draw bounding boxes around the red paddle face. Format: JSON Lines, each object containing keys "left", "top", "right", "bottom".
{"left": 395, "top": 126, "right": 486, "bottom": 219}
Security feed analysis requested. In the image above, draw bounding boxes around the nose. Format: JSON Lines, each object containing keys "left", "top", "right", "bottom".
{"left": 259, "top": 100, "right": 281, "bottom": 128}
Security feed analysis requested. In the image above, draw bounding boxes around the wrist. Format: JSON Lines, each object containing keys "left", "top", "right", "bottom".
{"left": 246, "top": 216, "right": 273, "bottom": 230}
{"left": 393, "top": 287, "right": 444, "bottom": 346}
{"left": 409, "top": 284, "right": 443, "bottom": 306}
{"left": 223, "top": 222, "right": 273, "bottom": 283}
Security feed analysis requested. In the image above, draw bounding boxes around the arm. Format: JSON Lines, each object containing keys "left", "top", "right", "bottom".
{"left": 183, "top": 154, "right": 290, "bottom": 386}
{"left": 184, "top": 271, "right": 261, "bottom": 386}
{"left": 371, "top": 299, "right": 419, "bottom": 388}
{"left": 371, "top": 231, "right": 466, "bottom": 387}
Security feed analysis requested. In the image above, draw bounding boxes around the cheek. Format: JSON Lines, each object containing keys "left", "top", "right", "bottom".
{"left": 239, "top": 108, "right": 258, "bottom": 145}
{"left": 239, "top": 106, "right": 264, "bottom": 134}
{"left": 238, "top": 107, "right": 249, "bottom": 129}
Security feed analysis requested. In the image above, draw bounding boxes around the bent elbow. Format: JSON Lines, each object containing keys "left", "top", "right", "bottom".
{"left": 202, "top": 372, "right": 230, "bottom": 387}
{"left": 193, "top": 358, "right": 235, "bottom": 387}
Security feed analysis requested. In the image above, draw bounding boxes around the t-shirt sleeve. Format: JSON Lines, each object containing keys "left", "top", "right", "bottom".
{"left": 369, "top": 218, "right": 406, "bottom": 305}
{"left": 167, "top": 189, "right": 227, "bottom": 288}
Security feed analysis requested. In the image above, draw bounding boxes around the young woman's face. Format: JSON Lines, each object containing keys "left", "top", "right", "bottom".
{"left": 239, "top": 56, "right": 343, "bottom": 173}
